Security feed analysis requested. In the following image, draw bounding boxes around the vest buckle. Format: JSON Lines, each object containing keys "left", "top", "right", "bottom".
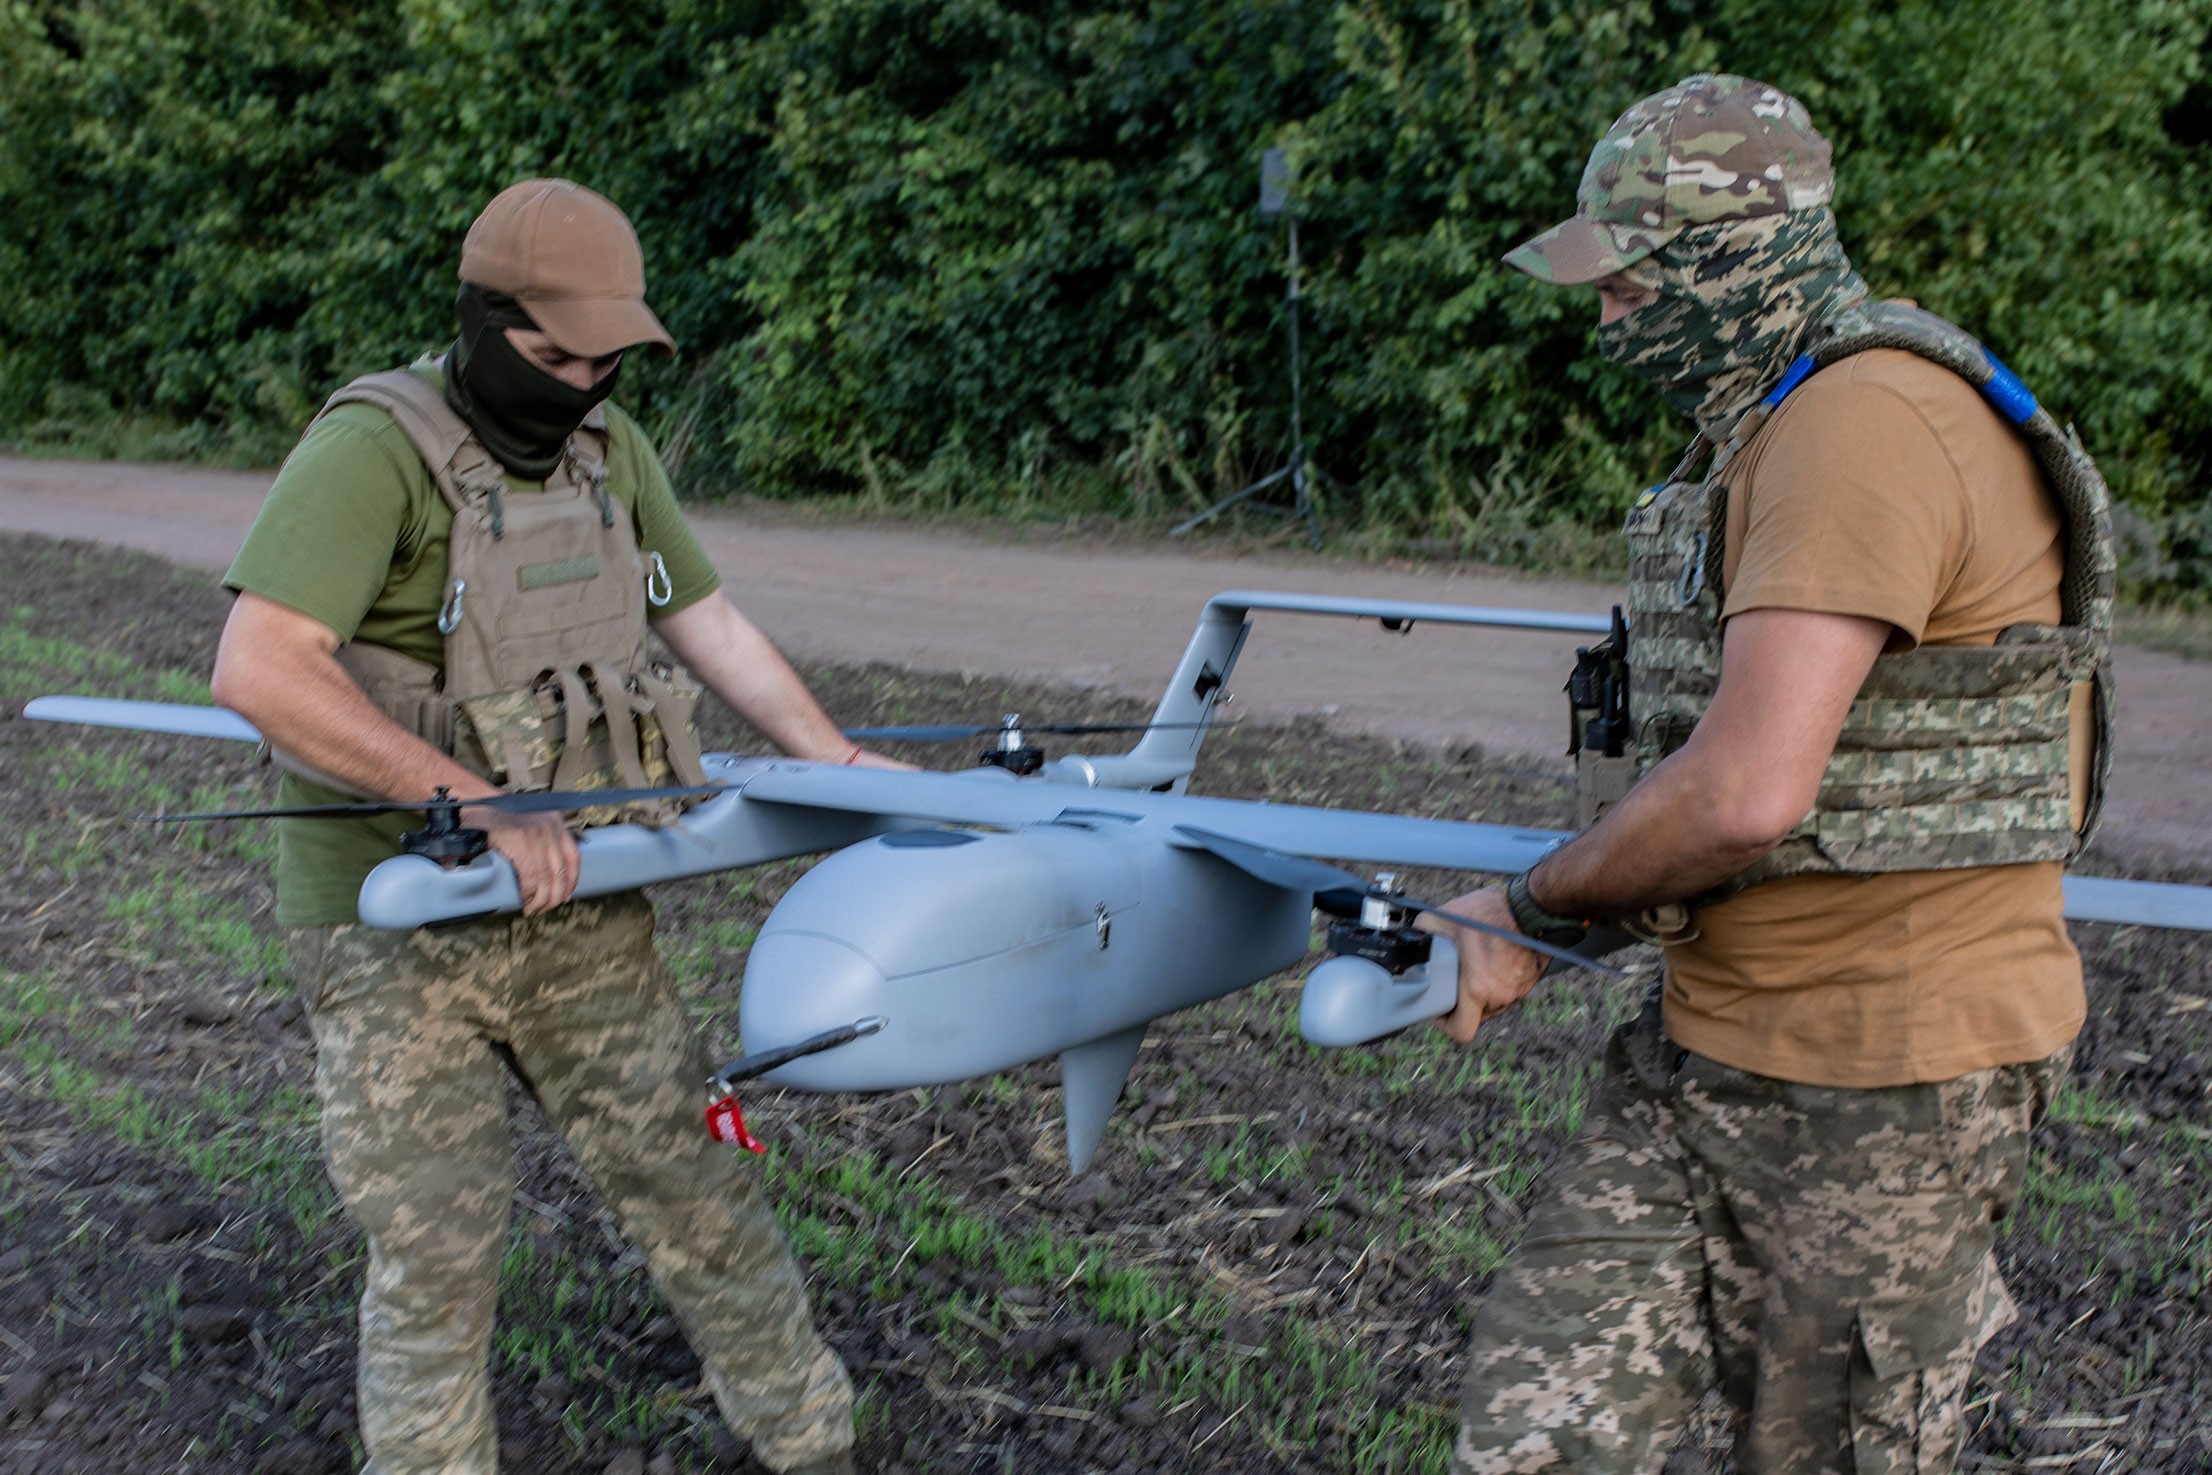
{"left": 438, "top": 578, "right": 468, "bottom": 635}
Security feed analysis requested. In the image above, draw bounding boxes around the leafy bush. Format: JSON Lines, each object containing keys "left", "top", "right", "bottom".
{"left": 2, "top": 0, "right": 2206, "bottom": 593}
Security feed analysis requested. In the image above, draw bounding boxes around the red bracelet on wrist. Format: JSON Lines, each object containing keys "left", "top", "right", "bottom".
{"left": 843, "top": 746, "right": 862, "bottom": 766}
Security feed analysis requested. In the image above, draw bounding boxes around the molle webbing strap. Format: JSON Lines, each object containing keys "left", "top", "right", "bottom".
{"left": 552, "top": 667, "right": 600, "bottom": 793}
{"left": 633, "top": 666, "right": 708, "bottom": 787}
{"left": 1733, "top": 634, "right": 2082, "bottom": 883}
{"left": 584, "top": 660, "right": 654, "bottom": 792}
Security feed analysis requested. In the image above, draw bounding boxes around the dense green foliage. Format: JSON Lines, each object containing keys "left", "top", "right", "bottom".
{"left": 3, "top": 0, "right": 2207, "bottom": 591}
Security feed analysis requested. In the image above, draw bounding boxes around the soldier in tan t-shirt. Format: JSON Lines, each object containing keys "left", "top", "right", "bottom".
{"left": 1671, "top": 347, "right": 2087, "bottom": 1086}
{"left": 1415, "top": 76, "right": 2097, "bottom": 1475}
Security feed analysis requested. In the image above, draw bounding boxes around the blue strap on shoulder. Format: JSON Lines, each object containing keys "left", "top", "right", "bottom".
{"left": 1762, "top": 346, "right": 2040, "bottom": 427}
{"left": 1759, "top": 354, "right": 1819, "bottom": 409}
{"left": 1979, "top": 350, "right": 2039, "bottom": 425}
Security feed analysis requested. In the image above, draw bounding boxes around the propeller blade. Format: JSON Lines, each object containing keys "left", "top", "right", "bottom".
{"left": 841, "top": 724, "right": 1007, "bottom": 743}
{"left": 1412, "top": 899, "right": 1630, "bottom": 978}
{"left": 1314, "top": 885, "right": 1368, "bottom": 918}
{"left": 1172, "top": 825, "right": 1627, "bottom": 978}
{"left": 140, "top": 782, "right": 726, "bottom": 825}
{"left": 1172, "top": 824, "right": 1377, "bottom": 898}
{"left": 484, "top": 783, "right": 726, "bottom": 814}
{"left": 708, "top": 1015, "right": 886, "bottom": 1094}
{"left": 24, "top": 695, "right": 262, "bottom": 743}
{"left": 1024, "top": 720, "right": 1225, "bottom": 736}
{"left": 144, "top": 800, "right": 417, "bottom": 823}
{"left": 842, "top": 719, "right": 1224, "bottom": 743}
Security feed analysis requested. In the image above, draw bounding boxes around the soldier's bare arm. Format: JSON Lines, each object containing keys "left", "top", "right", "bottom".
{"left": 1420, "top": 606, "right": 1889, "bottom": 1043}
{"left": 211, "top": 591, "right": 581, "bottom": 913}
{"left": 653, "top": 594, "right": 907, "bottom": 769}
{"left": 1532, "top": 606, "right": 1890, "bottom": 913}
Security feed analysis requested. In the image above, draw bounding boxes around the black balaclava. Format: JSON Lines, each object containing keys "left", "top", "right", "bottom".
{"left": 444, "top": 283, "right": 623, "bottom": 479}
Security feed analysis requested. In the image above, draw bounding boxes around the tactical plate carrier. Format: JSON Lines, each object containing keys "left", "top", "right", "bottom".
{"left": 1615, "top": 301, "right": 2115, "bottom": 889}
{"left": 279, "top": 362, "right": 710, "bottom": 826}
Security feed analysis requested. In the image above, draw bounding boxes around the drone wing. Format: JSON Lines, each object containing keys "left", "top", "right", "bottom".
{"left": 735, "top": 763, "right": 1564, "bottom": 877}
{"left": 23, "top": 695, "right": 261, "bottom": 743}
{"left": 29, "top": 698, "right": 2210, "bottom": 934}
{"left": 736, "top": 764, "right": 2212, "bottom": 932}
{"left": 2062, "top": 874, "right": 2212, "bottom": 931}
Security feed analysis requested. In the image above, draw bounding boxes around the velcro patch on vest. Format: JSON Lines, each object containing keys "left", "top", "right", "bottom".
{"left": 518, "top": 555, "right": 602, "bottom": 590}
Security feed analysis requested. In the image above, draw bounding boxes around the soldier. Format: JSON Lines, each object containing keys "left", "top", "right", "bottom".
{"left": 1417, "top": 76, "right": 2113, "bottom": 1472}
{"left": 211, "top": 178, "right": 898, "bottom": 1475}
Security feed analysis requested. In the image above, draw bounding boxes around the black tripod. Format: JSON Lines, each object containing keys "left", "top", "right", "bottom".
{"left": 1173, "top": 151, "right": 1324, "bottom": 549}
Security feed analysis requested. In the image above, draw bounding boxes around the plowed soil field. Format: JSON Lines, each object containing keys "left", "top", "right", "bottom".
{"left": 2, "top": 532, "right": 2206, "bottom": 1474}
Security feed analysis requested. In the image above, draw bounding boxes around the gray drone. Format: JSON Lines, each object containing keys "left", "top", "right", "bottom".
{"left": 30, "top": 590, "right": 2212, "bottom": 1174}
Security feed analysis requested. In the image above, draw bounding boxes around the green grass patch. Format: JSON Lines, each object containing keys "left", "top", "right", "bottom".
{"left": 103, "top": 866, "right": 285, "bottom": 985}
{"left": 2026, "top": 1081, "right": 2212, "bottom": 1300}
{"left": 1, "top": 970, "right": 328, "bottom": 1229}
{"left": 756, "top": 1131, "right": 1438, "bottom": 1469}
{"left": 2116, "top": 599, "right": 2212, "bottom": 663}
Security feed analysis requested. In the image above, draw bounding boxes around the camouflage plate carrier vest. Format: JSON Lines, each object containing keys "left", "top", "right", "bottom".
{"left": 284, "top": 361, "right": 711, "bottom": 827}
{"left": 1622, "top": 301, "right": 2115, "bottom": 888}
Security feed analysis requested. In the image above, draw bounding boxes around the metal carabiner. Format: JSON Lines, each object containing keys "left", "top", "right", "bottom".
{"left": 645, "top": 551, "right": 672, "bottom": 608}
{"left": 438, "top": 578, "right": 468, "bottom": 634}
{"left": 1677, "top": 531, "right": 1707, "bottom": 606}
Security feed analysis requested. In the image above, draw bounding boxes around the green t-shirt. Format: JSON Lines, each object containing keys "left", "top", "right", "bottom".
{"left": 223, "top": 365, "right": 722, "bottom": 926}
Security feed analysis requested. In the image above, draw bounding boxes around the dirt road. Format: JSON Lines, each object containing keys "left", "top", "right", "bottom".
{"left": 5, "top": 453, "right": 2205, "bottom": 868}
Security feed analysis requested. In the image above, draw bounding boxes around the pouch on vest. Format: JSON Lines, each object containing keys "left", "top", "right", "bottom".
{"left": 452, "top": 660, "right": 704, "bottom": 829}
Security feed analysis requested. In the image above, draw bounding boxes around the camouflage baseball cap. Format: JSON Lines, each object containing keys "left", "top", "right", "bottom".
{"left": 1505, "top": 74, "right": 1834, "bottom": 285}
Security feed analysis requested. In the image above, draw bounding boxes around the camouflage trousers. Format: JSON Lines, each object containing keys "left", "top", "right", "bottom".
{"left": 285, "top": 892, "right": 852, "bottom": 1475}
{"left": 1453, "top": 993, "right": 2066, "bottom": 1475}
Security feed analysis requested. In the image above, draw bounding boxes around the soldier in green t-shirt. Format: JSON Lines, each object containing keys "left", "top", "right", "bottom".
{"left": 214, "top": 179, "right": 892, "bottom": 1475}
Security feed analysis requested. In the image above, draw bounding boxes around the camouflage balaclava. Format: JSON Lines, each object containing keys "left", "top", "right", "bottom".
{"left": 1600, "top": 207, "right": 1866, "bottom": 439}
{"left": 1506, "top": 74, "right": 1868, "bottom": 441}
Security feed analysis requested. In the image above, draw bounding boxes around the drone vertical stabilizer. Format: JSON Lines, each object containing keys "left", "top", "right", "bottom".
{"left": 1059, "top": 1025, "right": 1146, "bottom": 1176}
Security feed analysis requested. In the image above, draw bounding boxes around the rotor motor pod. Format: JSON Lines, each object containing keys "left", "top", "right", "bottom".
{"left": 978, "top": 712, "right": 1046, "bottom": 775}
{"left": 1323, "top": 870, "right": 1433, "bottom": 973}
{"left": 399, "top": 788, "right": 491, "bottom": 867}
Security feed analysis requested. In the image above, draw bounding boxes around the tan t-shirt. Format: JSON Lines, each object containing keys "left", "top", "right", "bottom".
{"left": 1660, "top": 348, "right": 2086, "bottom": 1087}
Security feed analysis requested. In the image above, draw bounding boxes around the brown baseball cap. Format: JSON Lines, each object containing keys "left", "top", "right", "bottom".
{"left": 459, "top": 178, "right": 676, "bottom": 357}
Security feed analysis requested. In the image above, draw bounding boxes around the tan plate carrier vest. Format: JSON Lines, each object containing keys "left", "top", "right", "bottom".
{"left": 277, "top": 363, "right": 711, "bottom": 827}
{"left": 1614, "top": 301, "right": 2116, "bottom": 891}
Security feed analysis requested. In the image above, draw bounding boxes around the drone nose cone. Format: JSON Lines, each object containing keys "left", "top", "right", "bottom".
{"left": 738, "top": 932, "right": 893, "bottom": 1091}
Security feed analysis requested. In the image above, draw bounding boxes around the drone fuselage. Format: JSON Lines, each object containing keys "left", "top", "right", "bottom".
{"left": 736, "top": 815, "right": 1313, "bottom": 1171}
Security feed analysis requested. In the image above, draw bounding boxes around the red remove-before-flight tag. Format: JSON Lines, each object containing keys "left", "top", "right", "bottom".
{"left": 704, "top": 1093, "right": 767, "bottom": 1153}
